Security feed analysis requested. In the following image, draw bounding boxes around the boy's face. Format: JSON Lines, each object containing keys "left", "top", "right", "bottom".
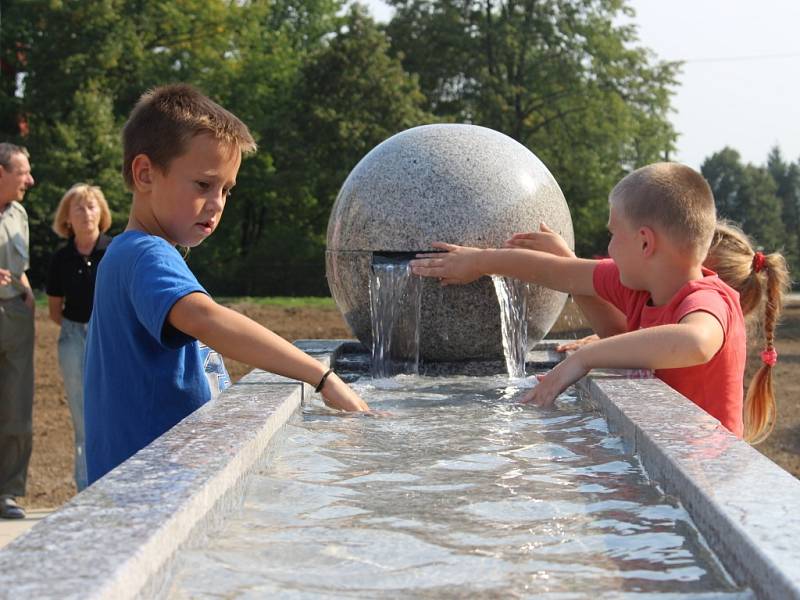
{"left": 148, "top": 134, "right": 241, "bottom": 247}
{"left": 607, "top": 202, "right": 646, "bottom": 289}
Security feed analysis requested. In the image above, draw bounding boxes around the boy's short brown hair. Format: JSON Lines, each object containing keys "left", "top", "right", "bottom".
{"left": 610, "top": 162, "right": 716, "bottom": 261}
{"left": 121, "top": 83, "right": 257, "bottom": 190}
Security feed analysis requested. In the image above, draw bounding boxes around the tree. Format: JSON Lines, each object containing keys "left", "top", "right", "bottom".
{"left": 766, "top": 147, "right": 800, "bottom": 274}
{"left": 702, "top": 148, "right": 787, "bottom": 256}
{"left": 0, "top": 0, "right": 35, "bottom": 138}
{"left": 22, "top": 83, "right": 126, "bottom": 285}
{"left": 192, "top": 6, "right": 435, "bottom": 294}
{"left": 385, "top": 0, "right": 679, "bottom": 256}
{"left": 702, "top": 147, "right": 747, "bottom": 224}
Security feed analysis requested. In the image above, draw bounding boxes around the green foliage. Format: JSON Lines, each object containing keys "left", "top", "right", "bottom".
{"left": 191, "top": 5, "right": 433, "bottom": 295}
{"left": 385, "top": 0, "right": 679, "bottom": 257}
{"left": 4, "top": 0, "right": 739, "bottom": 295}
{"left": 285, "top": 6, "right": 434, "bottom": 226}
{"left": 23, "top": 83, "right": 127, "bottom": 284}
{"left": 767, "top": 148, "right": 800, "bottom": 274}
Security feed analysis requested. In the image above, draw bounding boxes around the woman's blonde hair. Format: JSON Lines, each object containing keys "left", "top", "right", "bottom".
{"left": 51, "top": 183, "right": 112, "bottom": 239}
{"left": 705, "top": 220, "right": 791, "bottom": 444}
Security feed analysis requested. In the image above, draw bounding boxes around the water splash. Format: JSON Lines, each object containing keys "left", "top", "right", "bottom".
{"left": 369, "top": 258, "right": 422, "bottom": 378}
{"left": 492, "top": 276, "right": 529, "bottom": 378}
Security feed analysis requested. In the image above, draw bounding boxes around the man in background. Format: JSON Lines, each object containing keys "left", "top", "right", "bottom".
{"left": 0, "top": 142, "right": 36, "bottom": 519}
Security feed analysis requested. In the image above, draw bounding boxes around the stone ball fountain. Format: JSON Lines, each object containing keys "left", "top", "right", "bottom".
{"left": 326, "top": 123, "right": 574, "bottom": 362}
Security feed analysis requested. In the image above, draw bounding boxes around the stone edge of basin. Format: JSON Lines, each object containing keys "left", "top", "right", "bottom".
{"left": 0, "top": 339, "right": 797, "bottom": 599}
{"left": 0, "top": 340, "right": 350, "bottom": 600}
{"left": 579, "top": 374, "right": 800, "bottom": 600}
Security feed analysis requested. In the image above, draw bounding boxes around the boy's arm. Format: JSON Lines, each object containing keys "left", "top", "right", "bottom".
{"left": 168, "top": 292, "right": 369, "bottom": 412}
{"left": 411, "top": 242, "right": 598, "bottom": 297}
{"left": 523, "top": 310, "right": 724, "bottom": 407}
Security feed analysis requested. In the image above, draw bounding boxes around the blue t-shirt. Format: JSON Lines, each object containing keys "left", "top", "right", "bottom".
{"left": 84, "top": 231, "right": 209, "bottom": 483}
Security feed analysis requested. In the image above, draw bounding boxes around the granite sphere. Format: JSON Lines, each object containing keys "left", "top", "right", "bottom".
{"left": 326, "top": 124, "right": 573, "bottom": 362}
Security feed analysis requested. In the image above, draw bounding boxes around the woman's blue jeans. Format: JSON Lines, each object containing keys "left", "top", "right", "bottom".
{"left": 57, "top": 317, "right": 88, "bottom": 491}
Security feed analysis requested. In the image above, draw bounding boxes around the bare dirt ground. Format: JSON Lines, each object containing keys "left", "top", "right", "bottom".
{"left": 24, "top": 299, "right": 800, "bottom": 509}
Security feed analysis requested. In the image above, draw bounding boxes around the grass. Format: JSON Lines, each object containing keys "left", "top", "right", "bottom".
{"left": 217, "top": 296, "right": 337, "bottom": 309}
{"left": 33, "top": 292, "right": 337, "bottom": 310}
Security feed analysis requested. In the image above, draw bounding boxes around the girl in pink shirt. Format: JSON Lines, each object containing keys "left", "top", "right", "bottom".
{"left": 506, "top": 220, "right": 790, "bottom": 443}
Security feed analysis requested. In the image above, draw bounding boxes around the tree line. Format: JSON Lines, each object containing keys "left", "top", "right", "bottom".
{"left": 1, "top": 1, "right": 794, "bottom": 294}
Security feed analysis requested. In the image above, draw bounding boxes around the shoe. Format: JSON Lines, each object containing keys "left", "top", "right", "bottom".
{"left": 0, "top": 496, "right": 25, "bottom": 519}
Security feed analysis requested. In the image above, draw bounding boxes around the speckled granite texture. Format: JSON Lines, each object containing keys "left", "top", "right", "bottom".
{"left": 326, "top": 124, "right": 573, "bottom": 361}
{"left": 578, "top": 374, "right": 800, "bottom": 600}
{"left": 0, "top": 341, "right": 798, "bottom": 599}
{"left": 0, "top": 340, "right": 340, "bottom": 600}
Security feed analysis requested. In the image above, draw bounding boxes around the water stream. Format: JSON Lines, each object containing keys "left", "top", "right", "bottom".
{"left": 369, "top": 257, "right": 422, "bottom": 378}
{"left": 369, "top": 257, "right": 529, "bottom": 379}
{"left": 492, "top": 275, "right": 529, "bottom": 378}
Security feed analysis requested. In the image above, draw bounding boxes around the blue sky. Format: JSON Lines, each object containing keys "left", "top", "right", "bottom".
{"left": 362, "top": 0, "right": 800, "bottom": 169}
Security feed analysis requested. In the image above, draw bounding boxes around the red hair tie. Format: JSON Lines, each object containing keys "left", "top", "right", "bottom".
{"left": 752, "top": 251, "right": 767, "bottom": 273}
{"left": 760, "top": 347, "right": 778, "bottom": 367}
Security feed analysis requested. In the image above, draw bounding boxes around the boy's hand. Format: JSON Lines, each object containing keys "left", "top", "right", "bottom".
{"left": 320, "top": 373, "right": 370, "bottom": 412}
{"left": 519, "top": 353, "right": 588, "bottom": 407}
{"left": 411, "top": 242, "right": 484, "bottom": 285}
{"left": 504, "top": 223, "right": 575, "bottom": 258}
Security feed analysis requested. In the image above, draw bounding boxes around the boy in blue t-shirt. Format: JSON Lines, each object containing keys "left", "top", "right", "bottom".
{"left": 84, "top": 84, "right": 369, "bottom": 484}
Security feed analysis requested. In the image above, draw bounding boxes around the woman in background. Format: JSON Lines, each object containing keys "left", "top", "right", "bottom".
{"left": 46, "top": 184, "right": 112, "bottom": 491}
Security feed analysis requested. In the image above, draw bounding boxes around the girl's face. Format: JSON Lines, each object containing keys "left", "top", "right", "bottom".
{"left": 69, "top": 195, "right": 101, "bottom": 238}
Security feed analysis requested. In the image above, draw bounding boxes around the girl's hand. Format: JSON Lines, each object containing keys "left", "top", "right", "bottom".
{"left": 519, "top": 353, "right": 589, "bottom": 407}
{"left": 320, "top": 373, "right": 370, "bottom": 412}
{"left": 504, "top": 223, "right": 575, "bottom": 258}
{"left": 555, "top": 334, "right": 600, "bottom": 353}
{"left": 411, "top": 242, "right": 484, "bottom": 285}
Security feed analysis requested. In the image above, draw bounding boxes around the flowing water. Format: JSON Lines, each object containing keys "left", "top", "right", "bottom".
{"left": 492, "top": 275, "right": 529, "bottom": 378}
{"left": 166, "top": 376, "right": 737, "bottom": 598}
{"left": 368, "top": 257, "right": 529, "bottom": 379}
{"left": 369, "top": 258, "right": 422, "bottom": 378}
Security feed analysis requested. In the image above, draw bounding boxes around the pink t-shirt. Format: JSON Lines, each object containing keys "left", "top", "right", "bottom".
{"left": 593, "top": 259, "right": 746, "bottom": 437}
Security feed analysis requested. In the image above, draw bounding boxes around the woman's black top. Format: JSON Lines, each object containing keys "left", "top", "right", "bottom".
{"left": 46, "top": 234, "right": 111, "bottom": 323}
